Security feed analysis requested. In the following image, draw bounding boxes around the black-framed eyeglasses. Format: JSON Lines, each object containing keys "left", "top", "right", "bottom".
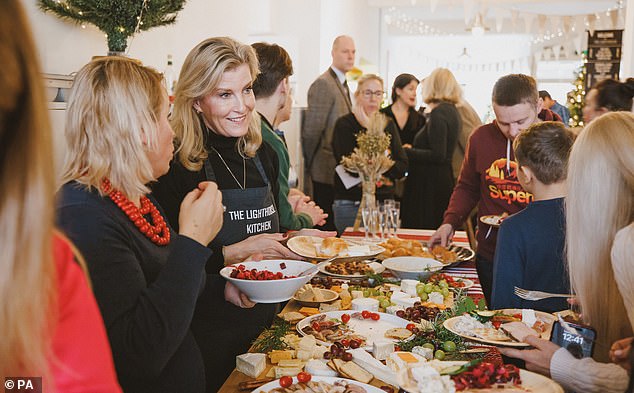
{"left": 362, "top": 90, "right": 384, "bottom": 98}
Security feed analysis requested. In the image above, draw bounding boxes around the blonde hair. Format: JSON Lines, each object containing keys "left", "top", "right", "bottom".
{"left": 61, "top": 57, "right": 166, "bottom": 201}
{"left": 421, "top": 68, "right": 462, "bottom": 104}
{"left": 172, "top": 37, "right": 261, "bottom": 171}
{"left": 354, "top": 74, "right": 384, "bottom": 97}
{"left": 566, "top": 111, "right": 634, "bottom": 361}
{"left": 0, "top": 0, "right": 56, "bottom": 383}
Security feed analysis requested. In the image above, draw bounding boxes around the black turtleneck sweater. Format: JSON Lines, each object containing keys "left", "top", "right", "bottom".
{"left": 151, "top": 129, "right": 280, "bottom": 268}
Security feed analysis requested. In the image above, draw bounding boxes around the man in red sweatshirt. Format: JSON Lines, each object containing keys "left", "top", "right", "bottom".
{"left": 430, "top": 74, "right": 560, "bottom": 305}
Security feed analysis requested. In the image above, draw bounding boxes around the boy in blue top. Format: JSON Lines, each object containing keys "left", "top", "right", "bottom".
{"left": 491, "top": 121, "right": 575, "bottom": 312}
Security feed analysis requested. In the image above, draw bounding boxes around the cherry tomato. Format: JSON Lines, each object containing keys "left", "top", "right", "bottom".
{"left": 361, "top": 310, "right": 371, "bottom": 319}
{"left": 279, "top": 375, "right": 293, "bottom": 388}
{"left": 513, "top": 313, "right": 522, "bottom": 320}
{"left": 312, "top": 322, "right": 321, "bottom": 332}
{"left": 341, "top": 339, "right": 350, "bottom": 348}
{"left": 492, "top": 321, "right": 502, "bottom": 329}
{"left": 370, "top": 312, "right": 380, "bottom": 321}
{"left": 406, "top": 323, "right": 416, "bottom": 331}
{"left": 297, "top": 372, "right": 311, "bottom": 383}
{"left": 341, "top": 313, "right": 351, "bottom": 324}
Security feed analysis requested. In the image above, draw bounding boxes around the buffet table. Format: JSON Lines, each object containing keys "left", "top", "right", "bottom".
{"left": 218, "top": 228, "right": 480, "bottom": 392}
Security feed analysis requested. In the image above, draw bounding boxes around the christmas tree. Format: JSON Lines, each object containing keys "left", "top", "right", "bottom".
{"left": 567, "top": 54, "right": 587, "bottom": 128}
{"left": 38, "top": 0, "right": 187, "bottom": 53}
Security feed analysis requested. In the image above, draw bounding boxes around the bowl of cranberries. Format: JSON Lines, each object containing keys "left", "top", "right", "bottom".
{"left": 220, "top": 260, "right": 317, "bottom": 303}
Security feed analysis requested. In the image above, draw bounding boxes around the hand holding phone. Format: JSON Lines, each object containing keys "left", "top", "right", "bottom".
{"left": 550, "top": 320, "right": 596, "bottom": 359}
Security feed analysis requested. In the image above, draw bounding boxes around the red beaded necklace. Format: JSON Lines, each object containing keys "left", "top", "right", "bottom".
{"left": 102, "top": 179, "right": 170, "bottom": 246}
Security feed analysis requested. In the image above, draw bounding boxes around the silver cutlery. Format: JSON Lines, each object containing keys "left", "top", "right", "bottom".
{"left": 513, "top": 287, "right": 574, "bottom": 301}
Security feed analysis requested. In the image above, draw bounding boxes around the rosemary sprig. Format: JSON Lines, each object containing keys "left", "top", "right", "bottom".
{"left": 251, "top": 319, "right": 292, "bottom": 353}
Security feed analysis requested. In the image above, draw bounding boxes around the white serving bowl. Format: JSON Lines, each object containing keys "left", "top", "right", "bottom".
{"left": 382, "top": 257, "right": 444, "bottom": 281}
{"left": 220, "top": 260, "right": 317, "bottom": 303}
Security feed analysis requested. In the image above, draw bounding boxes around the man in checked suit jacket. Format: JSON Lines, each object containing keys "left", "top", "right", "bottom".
{"left": 302, "top": 35, "right": 355, "bottom": 231}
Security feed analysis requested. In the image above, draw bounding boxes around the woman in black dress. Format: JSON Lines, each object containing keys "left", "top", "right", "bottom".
{"left": 402, "top": 68, "right": 462, "bottom": 229}
{"left": 331, "top": 74, "right": 408, "bottom": 234}
{"left": 380, "top": 73, "right": 426, "bottom": 146}
{"left": 151, "top": 37, "right": 301, "bottom": 392}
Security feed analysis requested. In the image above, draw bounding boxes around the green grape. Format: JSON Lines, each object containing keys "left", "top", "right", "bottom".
{"left": 416, "top": 286, "right": 425, "bottom": 297}
{"left": 363, "top": 289, "right": 371, "bottom": 297}
{"left": 379, "top": 298, "right": 391, "bottom": 308}
{"left": 441, "top": 288, "right": 450, "bottom": 297}
{"left": 419, "top": 292, "right": 428, "bottom": 301}
{"left": 438, "top": 280, "right": 449, "bottom": 289}
{"left": 434, "top": 349, "right": 446, "bottom": 360}
{"left": 422, "top": 343, "right": 435, "bottom": 351}
{"left": 424, "top": 283, "right": 434, "bottom": 293}
{"left": 442, "top": 341, "right": 456, "bottom": 352}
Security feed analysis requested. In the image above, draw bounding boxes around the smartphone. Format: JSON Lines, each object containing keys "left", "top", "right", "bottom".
{"left": 550, "top": 320, "right": 597, "bottom": 359}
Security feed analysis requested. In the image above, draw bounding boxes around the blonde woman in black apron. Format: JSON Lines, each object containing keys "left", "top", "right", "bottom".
{"left": 152, "top": 37, "right": 303, "bottom": 392}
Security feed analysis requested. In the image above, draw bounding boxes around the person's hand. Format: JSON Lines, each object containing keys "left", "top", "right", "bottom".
{"left": 295, "top": 200, "right": 328, "bottom": 227}
{"left": 499, "top": 336, "right": 560, "bottom": 377}
{"left": 223, "top": 233, "right": 301, "bottom": 264}
{"left": 288, "top": 193, "right": 310, "bottom": 212}
{"left": 288, "top": 188, "right": 306, "bottom": 198}
{"left": 290, "top": 228, "right": 337, "bottom": 238}
{"left": 429, "top": 223, "right": 454, "bottom": 247}
{"left": 610, "top": 337, "right": 633, "bottom": 370}
{"left": 352, "top": 102, "right": 370, "bottom": 128}
{"left": 402, "top": 143, "right": 413, "bottom": 149}
{"left": 224, "top": 282, "right": 256, "bottom": 308}
{"left": 178, "top": 181, "right": 223, "bottom": 246}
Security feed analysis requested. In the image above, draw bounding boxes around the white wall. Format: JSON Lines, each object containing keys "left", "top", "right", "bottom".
{"left": 25, "top": 0, "right": 380, "bottom": 177}
{"left": 23, "top": 0, "right": 379, "bottom": 106}
{"left": 380, "top": 33, "right": 533, "bottom": 118}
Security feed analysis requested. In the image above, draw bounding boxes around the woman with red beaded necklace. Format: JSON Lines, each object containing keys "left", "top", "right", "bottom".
{"left": 56, "top": 57, "right": 252, "bottom": 393}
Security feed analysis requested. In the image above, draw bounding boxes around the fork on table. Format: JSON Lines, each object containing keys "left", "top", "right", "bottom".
{"left": 513, "top": 286, "right": 574, "bottom": 301}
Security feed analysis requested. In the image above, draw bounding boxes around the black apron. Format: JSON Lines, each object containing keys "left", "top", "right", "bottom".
{"left": 204, "top": 152, "right": 279, "bottom": 246}
{"left": 192, "top": 151, "right": 280, "bottom": 392}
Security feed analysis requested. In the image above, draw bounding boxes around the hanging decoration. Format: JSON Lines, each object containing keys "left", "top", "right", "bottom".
{"left": 37, "top": 0, "right": 187, "bottom": 54}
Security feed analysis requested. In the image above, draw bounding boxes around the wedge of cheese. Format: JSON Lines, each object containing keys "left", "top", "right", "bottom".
{"left": 269, "top": 350, "right": 294, "bottom": 364}
{"left": 236, "top": 353, "right": 266, "bottom": 378}
{"left": 298, "top": 307, "right": 320, "bottom": 316}
{"left": 274, "top": 366, "right": 302, "bottom": 378}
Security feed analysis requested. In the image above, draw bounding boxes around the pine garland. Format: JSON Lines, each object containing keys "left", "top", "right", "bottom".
{"left": 37, "top": 0, "right": 186, "bottom": 52}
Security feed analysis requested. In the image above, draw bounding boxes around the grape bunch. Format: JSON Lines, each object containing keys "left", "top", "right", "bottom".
{"left": 322, "top": 340, "right": 361, "bottom": 361}
{"left": 396, "top": 302, "right": 442, "bottom": 323}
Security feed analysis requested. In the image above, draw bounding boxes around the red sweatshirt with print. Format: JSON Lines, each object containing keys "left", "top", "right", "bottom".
{"left": 442, "top": 110, "right": 558, "bottom": 261}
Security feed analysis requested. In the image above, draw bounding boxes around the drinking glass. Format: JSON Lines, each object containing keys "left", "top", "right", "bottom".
{"left": 389, "top": 201, "right": 401, "bottom": 237}
{"left": 377, "top": 205, "right": 388, "bottom": 240}
{"left": 361, "top": 206, "right": 374, "bottom": 240}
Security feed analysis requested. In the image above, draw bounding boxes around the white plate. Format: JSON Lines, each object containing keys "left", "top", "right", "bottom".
{"left": 443, "top": 309, "right": 556, "bottom": 348}
{"left": 398, "top": 361, "right": 563, "bottom": 393}
{"left": 296, "top": 310, "right": 411, "bottom": 351}
{"left": 251, "top": 376, "right": 385, "bottom": 393}
{"left": 319, "top": 261, "right": 385, "bottom": 278}
{"left": 464, "top": 369, "right": 563, "bottom": 392}
{"left": 292, "top": 288, "right": 339, "bottom": 307}
{"left": 451, "top": 278, "right": 474, "bottom": 290}
{"left": 480, "top": 215, "right": 505, "bottom": 227}
{"left": 287, "top": 236, "right": 385, "bottom": 262}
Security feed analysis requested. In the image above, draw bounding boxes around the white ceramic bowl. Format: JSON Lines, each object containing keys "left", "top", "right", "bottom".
{"left": 382, "top": 257, "right": 444, "bottom": 280}
{"left": 220, "top": 260, "right": 317, "bottom": 303}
